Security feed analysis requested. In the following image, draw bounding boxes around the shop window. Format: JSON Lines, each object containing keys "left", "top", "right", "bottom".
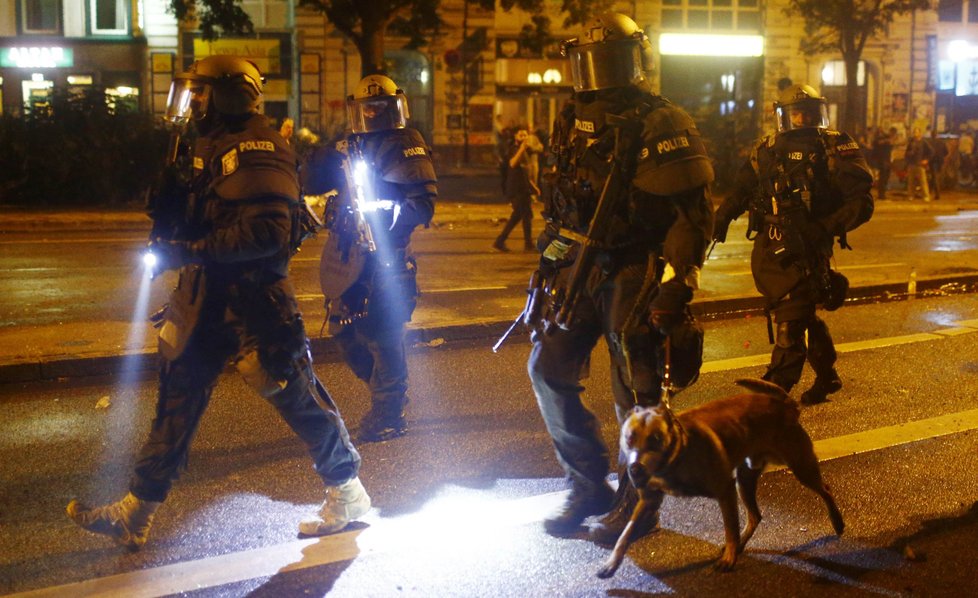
{"left": 21, "top": 0, "right": 62, "bottom": 34}
{"left": 106, "top": 86, "right": 139, "bottom": 112}
{"left": 90, "top": 0, "right": 128, "bottom": 35}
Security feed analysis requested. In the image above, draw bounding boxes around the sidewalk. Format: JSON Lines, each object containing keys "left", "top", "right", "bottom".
{"left": 2, "top": 191, "right": 977, "bottom": 384}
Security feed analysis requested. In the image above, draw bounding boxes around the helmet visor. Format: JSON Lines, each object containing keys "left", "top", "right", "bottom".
{"left": 347, "top": 93, "right": 409, "bottom": 134}
{"left": 776, "top": 101, "right": 830, "bottom": 132}
{"left": 567, "top": 38, "right": 644, "bottom": 92}
{"left": 164, "top": 78, "right": 211, "bottom": 126}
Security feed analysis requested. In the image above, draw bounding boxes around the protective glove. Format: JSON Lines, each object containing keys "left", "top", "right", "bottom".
{"left": 648, "top": 279, "right": 693, "bottom": 334}
{"left": 712, "top": 216, "right": 732, "bottom": 243}
{"left": 146, "top": 239, "right": 199, "bottom": 275}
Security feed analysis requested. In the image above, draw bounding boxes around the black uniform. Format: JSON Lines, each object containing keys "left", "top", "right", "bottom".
{"left": 131, "top": 113, "right": 361, "bottom": 502}
{"left": 315, "top": 127, "right": 437, "bottom": 437}
{"left": 715, "top": 127, "right": 873, "bottom": 394}
{"left": 530, "top": 89, "right": 714, "bottom": 508}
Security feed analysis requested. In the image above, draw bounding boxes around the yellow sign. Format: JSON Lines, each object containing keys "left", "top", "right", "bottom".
{"left": 151, "top": 53, "right": 173, "bottom": 74}
{"left": 193, "top": 39, "right": 282, "bottom": 74}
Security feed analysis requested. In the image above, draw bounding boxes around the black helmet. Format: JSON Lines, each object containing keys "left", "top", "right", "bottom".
{"left": 164, "top": 55, "right": 263, "bottom": 125}
{"left": 347, "top": 75, "right": 410, "bottom": 134}
{"left": 561, "top": 12, "right": 654, "bottom": 92}
{"left": 775, "top": 84, "right": 829, "bottom": 132}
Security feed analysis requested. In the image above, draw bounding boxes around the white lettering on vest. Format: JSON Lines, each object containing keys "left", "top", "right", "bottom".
{"left": 788, "top": 151, "right": 803, "bottom": 160}
{"left": 575, "top": 119, "right": 595, "bottom": 133}
{"left": 238, "top": 140, "right": 275, "bottom": 152}
{"left": 403, "top": 146, "right": 426, "bottom": 157}
{"left": 656, "top": 135, "right": 690, "bottom": 154}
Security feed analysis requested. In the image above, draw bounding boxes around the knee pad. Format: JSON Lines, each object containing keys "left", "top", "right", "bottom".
{"left": 237, "top": 350, "right": 288, "bottom": 398}
{"left": 775, "top": 320, "right": 807, "bottom": 349}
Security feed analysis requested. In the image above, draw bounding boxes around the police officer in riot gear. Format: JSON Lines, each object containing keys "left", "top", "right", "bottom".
{"left": 66, "top": 56, "right": 369, "bottom": 549}
{"left": 713, "top": 83, "right": 873, "bottom": 404}
{"left": 528, "top": 13, "right": 714, "bottom": 544}
{"left": 313, "top": 74, "right": 437, "bottom": 443}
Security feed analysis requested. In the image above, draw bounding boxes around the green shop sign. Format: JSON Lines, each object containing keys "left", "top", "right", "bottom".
{"left": 1, "top": 47, "right": 74, "bottom": 68}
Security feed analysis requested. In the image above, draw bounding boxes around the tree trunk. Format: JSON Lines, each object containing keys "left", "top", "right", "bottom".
{"left": 357, "top": 18, "right": 387, "bottom": 78}
{"left": 843, "top": 54, "right": 863, "bottom": 135}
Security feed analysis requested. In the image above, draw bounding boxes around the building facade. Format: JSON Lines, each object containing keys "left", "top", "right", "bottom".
{"left": 7, "top": 1, "right": 978, "bottom": 171}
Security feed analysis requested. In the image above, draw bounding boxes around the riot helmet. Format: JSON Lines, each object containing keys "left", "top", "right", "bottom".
{"left": 775, "top": 84, "right": 829, "bottom": 132}
{"left": 561, "top": 12, "right": 654, "bottom": 92}
{"left": 164, "top": 55, "right": 263, "bottom": 126}
{"left": 347, "top": 75, "right": 410, "bottom": 134}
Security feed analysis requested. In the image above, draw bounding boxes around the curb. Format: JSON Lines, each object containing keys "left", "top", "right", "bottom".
{"left": 3, "top": 273, "right": 976, "bottom": 385}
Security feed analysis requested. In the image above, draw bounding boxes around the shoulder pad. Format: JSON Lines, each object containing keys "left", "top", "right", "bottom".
{"left": 211, "top": 128, "right": 299, "bottom": 201}
{"left": 633, "top": 103, "right": 714, "bottom": 195}
{"left": 824, "top": 130, "right": 862, "bottom": 157}
{"left": 376, "top": 128, "right": 438, "bottom": 185}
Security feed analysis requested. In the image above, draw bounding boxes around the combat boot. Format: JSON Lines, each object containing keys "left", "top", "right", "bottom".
{"left": 299, "top": 477, "right": 372, "bottom": 536}
{"left": 800, "top": 372, "right": 842, "bottom": 405}
{"left": 543, "top": 480, "right": 614, "bottom": 536}
{"left": 589, "top": 483, "right": 661, "bottom": 546}
{"left": 357, "top": 406, "right": 408, "bottom": 443}
{"left": 66, "top": 492, "right": 161, "bottom": 550}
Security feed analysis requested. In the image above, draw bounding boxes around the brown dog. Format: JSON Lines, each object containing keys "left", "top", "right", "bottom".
{"left": 597, "top": 378, "right": 844, "bottom": 577}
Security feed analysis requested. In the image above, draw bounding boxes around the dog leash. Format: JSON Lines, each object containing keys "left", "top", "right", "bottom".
{"left": 660, "top": 336, "right": 675, "bottom": 409}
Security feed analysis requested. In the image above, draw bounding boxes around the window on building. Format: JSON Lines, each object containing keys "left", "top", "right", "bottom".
{"left": 90, "top": 0, "right": 127, "bottom": 35}
{"left": 939, "top": 0, "right": 963, "bottom": 22}
{"left": 969, "top": 0, "right": 978, "bottom": 23}
{"left": 659, "top": 0, "right": 761, "bottom": 31}
{"left": 21, "top": 0, "right": 61, "bottom": 34}
{"left": 821, "top": 60, "right": 865, "bottom": 87}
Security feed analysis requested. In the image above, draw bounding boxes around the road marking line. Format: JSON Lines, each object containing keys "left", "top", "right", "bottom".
{"left": 703, "top": 325, "right": 976, "bottom": 373}
{"left": 892, "top": 231, "right": 978, "bottom": 238}
{"left": 0, "top": 237, "right": 146, "bottom": 245}
{"left": 295, "top": 285, "right": 508, "bottom": 301}
{"left": 813, "top": 408, "right": 978, "bottom": 464}
{"left": 18, "top": 403, "right": 978, "bottom": 598}
{"left": 722, "top": 262, "right": 907, "bottom": 276}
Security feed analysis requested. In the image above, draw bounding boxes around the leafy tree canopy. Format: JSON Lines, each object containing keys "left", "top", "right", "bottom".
{"left": 787, "top": 0, "right": 928, "bottom": 58}
{"left": 169, "top": 0, "right": 254, "bottom": 40}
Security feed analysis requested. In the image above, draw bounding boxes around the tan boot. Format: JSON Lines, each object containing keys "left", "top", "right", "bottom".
{"left": 66, "top": 492, "right": 161, "bottom": 550}
{"left": 299, "top": 477, "right": 371, "bottom": 536}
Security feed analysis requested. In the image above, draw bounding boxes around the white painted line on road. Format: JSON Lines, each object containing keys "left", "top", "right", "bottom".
{"left": 892, "top": 231, "right": 978, "bottom": 238}
{"left": 703, "top": 324, "right": 976, "bottom": 374}
{"left": 722, "top": 262, "right": 907, "bottom": 276}
{"left": 0, "top": 237, "right": 145, "bottom": 245}
{"left": 12, "top": 321, "right": 978, "bottom": 597}
{"left": 295, "top": 285, "right": 508, "bottom": 301}
{"left": 814, "top": 408, "right": 978, "bottom": 464}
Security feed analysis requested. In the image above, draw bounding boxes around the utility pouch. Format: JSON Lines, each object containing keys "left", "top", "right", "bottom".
{"left": 158, "top": 264, "right": 207, "bottom": 361}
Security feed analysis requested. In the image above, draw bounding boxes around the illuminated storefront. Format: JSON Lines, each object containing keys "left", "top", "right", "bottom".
{"left": 0, "top": 0, "right": 145, "bottom": 114}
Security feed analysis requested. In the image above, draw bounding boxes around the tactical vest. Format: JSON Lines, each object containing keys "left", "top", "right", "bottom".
{"left": 752, "top": 129, "right": 845, "bottom": 221}
{"left": 549, "top": 93, "right": 713, "bottom": 247}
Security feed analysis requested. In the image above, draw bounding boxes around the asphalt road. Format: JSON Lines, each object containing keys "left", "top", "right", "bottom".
{"left": 2, "top": 293, "right": 978, "bottom": 597}
{"left": 1, "top": 202, "right": 978, "bottom": 370}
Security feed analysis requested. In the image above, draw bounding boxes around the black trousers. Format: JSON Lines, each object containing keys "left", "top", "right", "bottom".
{"left": 527, "top": 260, "right": 664, "bottom": 490}
{"left": 130, "top": 300, "right": 361, "bottom": 503}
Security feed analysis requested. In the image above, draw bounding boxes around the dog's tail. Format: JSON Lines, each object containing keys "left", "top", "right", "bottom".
{"left": 735, "top": 378, "right": 790, "bottom": 400}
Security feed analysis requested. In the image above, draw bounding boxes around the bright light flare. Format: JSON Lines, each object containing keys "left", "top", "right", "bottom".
{"left": 142, "top": 250, "right": 158, "bottom": 270}
{"left": 659, "top": 33, "right": 764, "bottom": 57}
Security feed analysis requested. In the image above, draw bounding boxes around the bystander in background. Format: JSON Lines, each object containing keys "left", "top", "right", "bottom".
{"left": 904, "top": 127, "right": 932, "bottom": 201}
